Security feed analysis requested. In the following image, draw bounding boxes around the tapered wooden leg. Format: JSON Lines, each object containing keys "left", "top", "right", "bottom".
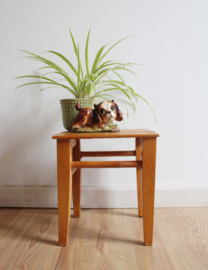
{"left": 142, "top": 138, "right": 157, "bottom": 246}
{"left": 57, "top": 139, "right": 72, "bottom": 246}
{"left": 136, "top": 138, "right": 143, "bottom": 217}
{"left": 72, "top": 139, "right": 81, "bottom": 218}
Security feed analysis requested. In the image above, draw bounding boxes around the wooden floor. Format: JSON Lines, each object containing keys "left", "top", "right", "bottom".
{"left": 0, "top": 208, "right": 208, "bottom": 270}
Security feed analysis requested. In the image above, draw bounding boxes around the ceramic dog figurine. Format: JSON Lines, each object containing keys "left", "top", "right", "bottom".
{"left": 72, "top": 100, "right": 123, "bottom": 130}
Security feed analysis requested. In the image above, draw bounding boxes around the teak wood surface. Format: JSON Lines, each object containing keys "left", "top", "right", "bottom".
{"left": 52, "top": 129, "right": 159, "bottom": 139}
{"left": 53, "top": 129, "right": 159, "bottom": 246}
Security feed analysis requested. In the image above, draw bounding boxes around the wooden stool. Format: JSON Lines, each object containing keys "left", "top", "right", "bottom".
{"left": 52, "top": 129, "right": 159, "bottom": 246}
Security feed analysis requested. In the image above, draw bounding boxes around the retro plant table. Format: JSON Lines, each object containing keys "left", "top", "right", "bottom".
{"left": 52, "top": 129, "right": 159, "bottom": 246}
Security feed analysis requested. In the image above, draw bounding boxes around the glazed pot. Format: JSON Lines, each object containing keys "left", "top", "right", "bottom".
{"left": 60, "top": 98, "right": 94, "bottom": 131}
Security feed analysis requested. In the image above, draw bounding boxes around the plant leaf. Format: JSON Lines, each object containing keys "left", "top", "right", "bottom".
{"left": 69, "top": 29, "right": 77, "bottom": 55}
{"left": 47, "top": 51, "right": 77, "bottom": 75}
{"left": 81, "top": 78, "right": 96, "bottom": 97}
{"left": 85, "top": 29, "right": 91, "bottom": 74}
{"left": 15, "top": 75, "right": 54, "bottom": 83}
{"left": 91, "top": 44, "right": 107, "bottom": 73}
{"left": 100, "top": 35, "right": 134, "bottom": 62}
{"left": 36, "top": 66, "right": 52, "bottom": 70}
{"left": 14, "top": 81, "right": 77, "bottom": 96}
{"left": 91, "top": 87, "right": 136, "bottom": 110}
{"left": 111, "top": 70, "right": 133, "bottom": 104}
{"left": 21, "top": 50, "right": 68, "bottom": 75}
{"left": 77, "top": 45, "right": 80, "bottom": 92}
{"left": 54, "top": 71, "right": 77, "bottom": 91}
{"left": 129, "top": 87, "right": 156, "bottom": 119}
{"left": 69, "top": 30, "right": 84, "bottom": 79}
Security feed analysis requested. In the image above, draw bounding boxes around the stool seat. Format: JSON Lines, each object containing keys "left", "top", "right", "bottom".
{"left": 52, "top": 129, "right": 159, "bottom": 139}
{"left": 52, "top": 129, "right": 159, "bottom": 246}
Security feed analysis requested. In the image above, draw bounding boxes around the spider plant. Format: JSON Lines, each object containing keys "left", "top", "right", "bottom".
{"left": 15, "top": 29, "right": 155, "bottom": 117}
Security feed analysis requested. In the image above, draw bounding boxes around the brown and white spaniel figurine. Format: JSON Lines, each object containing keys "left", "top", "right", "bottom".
{"left": 72, "top": 100, "right": 123, "bottom": 130}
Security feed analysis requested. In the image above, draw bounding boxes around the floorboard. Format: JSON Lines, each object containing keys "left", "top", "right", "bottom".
{"left": 0, "top": 208, "right": 207, "bottom": 270}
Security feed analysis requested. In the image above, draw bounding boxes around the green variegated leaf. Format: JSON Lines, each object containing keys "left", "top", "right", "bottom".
{"left": 15, "top": 75, "right": 54, "bottom": 83}
{"left": 69, "top": 30, "right": 84, "bottom": 79}
{"left": 85, "top": 29, "right": 91, "bottom": 74}
{"left": 77, "top": 45, "right": 80, "bottom": 90}
{"left": 47, "top": 51, "right": 77, "bottom": 75}
{"left": 16, "top": 30, "right": 155, "bottom": 118}
{"left": 91, "top": 44, "right": 107, "bottom": 73}
{"left": 14, "top": 81, "right": 77, "bottom": 96}
{"left": 69, "top": 29, "right": 77, "bottom": 55}
{"left": 100, "top": 35, "right": 134, "bottom": 62}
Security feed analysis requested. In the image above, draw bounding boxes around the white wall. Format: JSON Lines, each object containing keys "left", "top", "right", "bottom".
{"left": 1, "top": 0, "right": 208, "bottom": 205}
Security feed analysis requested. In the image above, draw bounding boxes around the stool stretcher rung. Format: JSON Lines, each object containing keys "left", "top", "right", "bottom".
{"left": 71, "top": 161, "right": 142, "bottom": 168}
{"left": 80, "top": 151, "right": 136, "bottom": 157}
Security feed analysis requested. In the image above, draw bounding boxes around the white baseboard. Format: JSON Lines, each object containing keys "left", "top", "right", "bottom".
{"left": 0, "top": 185, "right": 207, "bottom": 208}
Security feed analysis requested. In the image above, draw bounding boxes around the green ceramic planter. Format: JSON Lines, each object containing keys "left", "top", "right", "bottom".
{"left": 60, "top": 98, "right": 94, "bottom": 131}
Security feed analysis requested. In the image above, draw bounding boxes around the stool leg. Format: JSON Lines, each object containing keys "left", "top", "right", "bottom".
{"left": 142, "top": 138, "right": 157, "bottom": 246}
{"left": 136, "top": 138, "right": 143, "bottom": 217}
{"left": 72, "top": 139, "right": 81, "bottom": 218}
{"left": 57, "top": 139, "right": 72, "bottom": 246}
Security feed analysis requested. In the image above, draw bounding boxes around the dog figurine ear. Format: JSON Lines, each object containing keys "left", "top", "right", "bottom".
{"left": 92, "top": 104, "right": 102, "bottom": 125}
{"left": 111, "top": 100, "right": 123, "bottom": 121}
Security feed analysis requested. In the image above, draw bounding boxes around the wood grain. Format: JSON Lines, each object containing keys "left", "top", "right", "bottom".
{"left": 136, "top": 138, "right": 143, "bottom": 217}
{"left": 53, "top": 129, "right": 159, "bottom": 248}
{"left": 57, "top": 139, "right": 72, "bottom": 246}
{"left": 71, "top": 160, "right": 142, "bottom": 168}
{"left": 81, "top": 150, "right": 136, "bottom": 157}
{"left": 72, "top": 139, "right": 81, "bottom": 218}
{"left": 0, "top": 208, "right": 61, "bottom": 270}
{"left": 0, "top": 208, "right": 208, "bottom": 270}
{"left": 52, "top": 129, "right": 159, "bottom": 139}
{"left": 142, "top": 137, "right": 157, "bottom": 246}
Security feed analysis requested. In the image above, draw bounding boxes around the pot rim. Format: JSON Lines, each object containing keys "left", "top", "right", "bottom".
{"left": 60, "top": 98, "right": 94, "bottom": 101}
